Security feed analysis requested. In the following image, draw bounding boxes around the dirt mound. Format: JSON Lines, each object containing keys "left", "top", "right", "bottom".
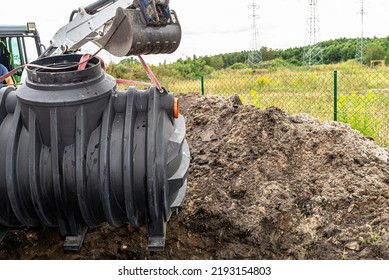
{"left": 1, "top": 93, "right": 389, "bottom": 260}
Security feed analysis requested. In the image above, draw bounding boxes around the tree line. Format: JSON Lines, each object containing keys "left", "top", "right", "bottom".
{"left": 198, "top": 36, "right": 389, "bottom": 69}
{"left": 107, "top": 36, "right": 389, "bottom": 80}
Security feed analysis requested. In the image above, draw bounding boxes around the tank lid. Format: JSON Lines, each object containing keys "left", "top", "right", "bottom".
{"left": 26, "top": 54, "right": 103, "bottom": 85}
{"left": 17, "top": 54, "right": 115, "bottom": 107}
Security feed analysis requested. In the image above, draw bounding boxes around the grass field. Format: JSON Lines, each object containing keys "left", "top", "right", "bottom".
{"left": 114, "top": 60, "right": 389, "bottom": 147}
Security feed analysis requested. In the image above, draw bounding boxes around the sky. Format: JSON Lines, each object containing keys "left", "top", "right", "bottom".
{"left": 2, "top": 0, "right": 389, "bottom": 64}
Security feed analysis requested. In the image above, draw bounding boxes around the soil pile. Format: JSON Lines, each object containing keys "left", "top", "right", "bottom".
{"left": 1, "top": 93, "right": 389, "bottom": 259}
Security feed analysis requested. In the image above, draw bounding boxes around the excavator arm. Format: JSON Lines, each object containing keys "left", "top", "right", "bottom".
{"left": 43, "top": 0, "right": 181, "bottom": 57}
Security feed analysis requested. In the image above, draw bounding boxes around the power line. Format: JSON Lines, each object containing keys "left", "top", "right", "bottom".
{"left": 303, "top": 0, "right": 323, "bottom": 66}
{"left": 247, "top": 0, "right": 262, "bottom": 66}
{"left": 356, "top": 0, "right": 367, "bottom": 63}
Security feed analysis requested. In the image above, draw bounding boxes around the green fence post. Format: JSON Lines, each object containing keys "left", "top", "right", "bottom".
{"left": 334, "top": 70, "right": 338, "bottom": 122}
{"left": 200, "top": 75, "right": 205, "bottom": 96}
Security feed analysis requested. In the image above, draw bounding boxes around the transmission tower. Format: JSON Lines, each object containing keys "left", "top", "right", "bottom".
{"left": 356, "top": 0, "right": 367, "bottom": 64}
{"left": 303, "top": 0, "right": 323, "bottom": 66}
{"left": 247, "top": 0, "right": 262, "bottom": 66}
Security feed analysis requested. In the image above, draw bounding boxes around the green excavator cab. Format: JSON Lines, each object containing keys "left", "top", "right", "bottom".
{"left": 0, "top": 22, "right": 44, "bottom": 83}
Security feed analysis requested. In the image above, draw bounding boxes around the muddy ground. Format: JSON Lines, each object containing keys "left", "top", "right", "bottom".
{"left": 1, "top": 93, "right": 389, "bottom": 260}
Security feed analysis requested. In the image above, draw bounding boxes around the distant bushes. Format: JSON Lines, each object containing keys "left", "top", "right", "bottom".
{"left": 106, "top": 36, "right": 389, "bottom": 81}
{"left": 230, "top": 62, "right": 248, "bottom": 70}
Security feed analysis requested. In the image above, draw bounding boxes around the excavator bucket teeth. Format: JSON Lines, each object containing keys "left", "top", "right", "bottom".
{"left": 96, "top": 7, "right": 181, "bottom": 56}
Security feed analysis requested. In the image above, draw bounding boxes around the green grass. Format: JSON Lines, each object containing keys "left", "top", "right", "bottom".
{"left": 338, "top": 91, "right": 380, "bottom": 139}
{"left": 111, "top": 61, "right": 389, "bottom": 147}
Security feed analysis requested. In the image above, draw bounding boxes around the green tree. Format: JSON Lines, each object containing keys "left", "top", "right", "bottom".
{"left": 174, "top": 57, "right": 213, "bottom": 78}
{"left": 364, "top": 43, "right": 386, "bottom": 64}
{"left": 209, "top": 55, "right": 224, "bottom": 70}
{"left": 260, "top": 47, "right": 276, "bottom": 61}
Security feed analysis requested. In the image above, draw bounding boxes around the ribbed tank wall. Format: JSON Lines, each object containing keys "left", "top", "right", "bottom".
{"left": 0, "top": 54, "right": 189, "bottom": 251}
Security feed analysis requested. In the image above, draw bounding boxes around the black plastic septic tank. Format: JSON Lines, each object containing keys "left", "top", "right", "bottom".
{"left": 0, "top": 54, "right": 190, "bottom": 251}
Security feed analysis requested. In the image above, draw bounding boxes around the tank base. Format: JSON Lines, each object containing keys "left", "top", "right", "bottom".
{"left": 63, "top": 226, "right": 88, "bottom": 251}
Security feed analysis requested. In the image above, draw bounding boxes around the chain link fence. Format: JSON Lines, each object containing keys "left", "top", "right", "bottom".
{"left": 337, "top": 70, "right": 389, "bottom": 147}
{"left": 158, "top": 66, "right": 389, "bottom": 148}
